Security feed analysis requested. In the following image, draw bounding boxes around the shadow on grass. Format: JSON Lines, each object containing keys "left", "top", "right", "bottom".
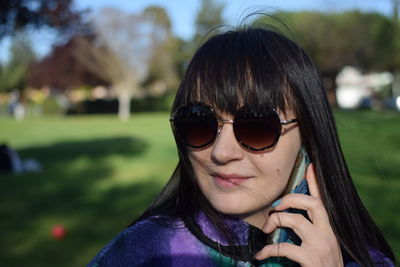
{"left": 18, "top": 136, "right": 146, "bottom": 162}
{"left": 0, "top": 137, "right": 166, "bottom": 267}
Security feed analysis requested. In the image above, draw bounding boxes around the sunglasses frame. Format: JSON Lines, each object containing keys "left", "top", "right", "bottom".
{"left": 170, "top": 102, "right": 299, "bottom": 151}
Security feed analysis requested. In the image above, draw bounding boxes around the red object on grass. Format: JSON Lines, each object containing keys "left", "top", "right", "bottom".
{"left": 52, "top": 225, "right": 66, "bottom": 239}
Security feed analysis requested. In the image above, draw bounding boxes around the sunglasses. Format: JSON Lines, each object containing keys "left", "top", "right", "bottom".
{"left": 170, "top": 102, "right": 299, "bottom": 151}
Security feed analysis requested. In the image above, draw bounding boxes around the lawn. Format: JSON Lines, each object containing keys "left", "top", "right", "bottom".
{"left": 0, "top": 110, "right": 399, "bottom": 266}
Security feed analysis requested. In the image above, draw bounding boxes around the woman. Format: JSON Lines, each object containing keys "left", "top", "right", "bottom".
{"left": 89, "top": 24, "right": 396, "bottom": 266}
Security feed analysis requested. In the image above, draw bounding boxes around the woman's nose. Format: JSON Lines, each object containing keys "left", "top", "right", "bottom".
{"left": 210, "top": 123, "right": 244, "bottom": 164}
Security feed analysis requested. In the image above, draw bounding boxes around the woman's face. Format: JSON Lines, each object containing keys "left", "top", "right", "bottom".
{"left": 189, "top": 108, "right": 302, "bottom": 227}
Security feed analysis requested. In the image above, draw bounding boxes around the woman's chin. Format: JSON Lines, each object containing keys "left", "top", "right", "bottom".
{"left": 212, "top": 201, "right": 265, "bottom": 219}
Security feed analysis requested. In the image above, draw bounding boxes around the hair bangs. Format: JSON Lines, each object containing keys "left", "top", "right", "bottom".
{"left": 175, "top": 28, "right": 296, "bottom": 116}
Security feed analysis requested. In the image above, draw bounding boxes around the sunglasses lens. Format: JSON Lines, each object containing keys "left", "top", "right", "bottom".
{"left": 234, "top": 107, "right": 281, "bottom": 151}
{"left": 174, "top": 103, "right": 218, "bottom": 148}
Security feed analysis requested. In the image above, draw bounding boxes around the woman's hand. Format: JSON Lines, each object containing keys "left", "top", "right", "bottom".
{"left": 255, "top": 164, "right": 344, "bottom": 267}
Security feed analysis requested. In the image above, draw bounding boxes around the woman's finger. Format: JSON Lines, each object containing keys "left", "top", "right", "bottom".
{"left": 272, "top": 193, "right": 330, "bottom": 227}
{"left": 263, "top": 211, "right": 314, "bottom": 241}
{"left": 305, "top": 163, "right": 321, "bottom": 199}
{"left": 255, "top": 242, "right": 306, "bottom": 264}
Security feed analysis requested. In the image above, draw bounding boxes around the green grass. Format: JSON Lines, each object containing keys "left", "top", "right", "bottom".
{"left": 0, "top": 110, "right": 398, "bottom": 266}
{"left": 334, "top": 110, "right": 400, "bottom": 258}
{"left": 0, "top": 113, "right": 178, "bottom": 266}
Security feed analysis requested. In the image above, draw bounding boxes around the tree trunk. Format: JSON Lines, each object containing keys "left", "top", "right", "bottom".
{"left": 321, "top": 71, "right": 339, "bottom": 107}
{"left": 118, "top": 89, "right": 131, "bottom": 121}
{"left": 393, "top": 71, "right": 400, "bottom": 97}
{"left": 394, "top": 0, "right": 399, "bottom": 22}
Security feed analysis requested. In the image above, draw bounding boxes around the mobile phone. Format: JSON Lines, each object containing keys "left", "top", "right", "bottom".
{"left": 266, "top": 146, "right": 311, "bottom": 245}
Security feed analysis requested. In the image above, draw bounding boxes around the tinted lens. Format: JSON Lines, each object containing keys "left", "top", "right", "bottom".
{"left": 234, "top": 106, "right": 281, "bottom": 151}
{"left": 173, "top": 103, "right": 218, "bottom": 148}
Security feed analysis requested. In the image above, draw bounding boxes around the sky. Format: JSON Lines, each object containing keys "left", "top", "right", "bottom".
{"left": 0, "top": 0, "right": 394, "bottom": 62}
{"left": 75, "top": 0, "right": 393, "bottom": 40}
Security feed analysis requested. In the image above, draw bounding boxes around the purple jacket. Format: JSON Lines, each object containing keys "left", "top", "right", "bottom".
{"left": 88, "top": 212, "right": 394, "bottom": 266}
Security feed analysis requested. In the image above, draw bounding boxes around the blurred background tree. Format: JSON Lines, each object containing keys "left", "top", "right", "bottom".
{"left": 74, "top": 7, "right": 173, "bottom": 120}
{"left": 141, "top": 6, "right": 181, "bottom": 97}
{"left": 193, "top": 0, "right": 225, "bottom": 48}
{"left": 0, "top": 0, "right": 87, "bottom": 41}
{"left": 28, "top": 37, "right": 108, "bottom": 92}
{"left": 0, "top": 32, "right": 36, "bottom": 93}
{"left": 256, "top": 10, "right": 400, "bottom": 105}
{"left": 0, "top": 0, "right": 89, "bottom": 117}
{"left": 392, "top": 0, "right": 400, "bottom": 97}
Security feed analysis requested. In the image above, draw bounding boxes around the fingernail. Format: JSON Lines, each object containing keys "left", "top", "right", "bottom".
{"left": 271, "top": 198, "right": 281, "bottom": 208}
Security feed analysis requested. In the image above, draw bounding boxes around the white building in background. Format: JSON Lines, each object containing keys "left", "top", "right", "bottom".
{"left": 336, "top": 66, "right": 393, "bottom": 109}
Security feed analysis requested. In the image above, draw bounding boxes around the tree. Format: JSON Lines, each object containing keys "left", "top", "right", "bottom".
{"left": 392, "top": 0, "right": 400, "bottom": 98}
{"left": 142, "top": 6, "right": 181, "bottom": 96}
{"left": 0, "top": 0, "right": 87, "bottom": 40}
{"left": 393, "top": 0, "right": 399, "bottom": 21}
{"left": 256, "top": 11, "right": 398, "bottom": 105}
{"left": 193, "top": 0, "right": 225, "bottom": 46}
{"left": 27, "top": 36, "right": 108, "bottom": 91}
{"left": 0, "top": 32, "right": 36, "bottom": 92}
{"left": 75, "top": 7, "right": 171, "bottom": 120}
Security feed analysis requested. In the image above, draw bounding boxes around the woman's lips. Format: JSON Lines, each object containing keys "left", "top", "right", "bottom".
{"left": 211, "top": 173, "right": 252, "bottom": 189}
